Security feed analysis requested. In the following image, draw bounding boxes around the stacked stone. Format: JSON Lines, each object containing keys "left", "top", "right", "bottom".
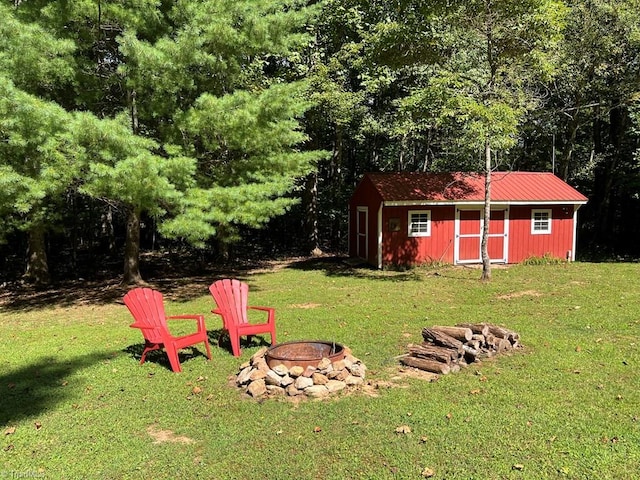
{"left": 235, "top": 346, "right": 367, "bottom": 399}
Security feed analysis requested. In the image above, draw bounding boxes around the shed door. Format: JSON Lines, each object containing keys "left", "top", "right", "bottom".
{"left": 356, "top": 207, "right": 368, "bottom": 259}
{"left": 487, "top": 209, "right": 507, "bottom": 263}
{"left": 455, "top": 208, "right": 508, "bottom": 264}
{"left": 456, "top": 210, "right": 481, "bottom": 263}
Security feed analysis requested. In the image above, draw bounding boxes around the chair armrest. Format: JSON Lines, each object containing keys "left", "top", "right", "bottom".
{"left": 248, "top": 306, "right": 274, "bottom": 313}
{"left": 130, "top": 323, "right": 156, "bottom": 330}
{"left": 166, "top": 315, "right": 204, "bottom": 320}
{"left": 248, "top": 306, "right": 275, "bottom": 323}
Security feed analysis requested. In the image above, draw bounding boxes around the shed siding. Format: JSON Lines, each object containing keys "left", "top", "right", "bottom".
{"left": 349, "top": 176, "right": 383, "bottom": 265}
{"left": 508, "top": 205, "right": 575, "bottom": 262}
{"left": 381, "top": 206, "right": 455, "bottom": 266}
{"left": 349, "top": 173, "right": 586, "bottom": 268}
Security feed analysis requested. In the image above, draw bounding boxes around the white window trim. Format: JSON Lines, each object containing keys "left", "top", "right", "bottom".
{"left": 531, "top": 209, "right": 552, "bottom": 235}
{"left": 408, "top": 210, "right": 431, "bottom": 237}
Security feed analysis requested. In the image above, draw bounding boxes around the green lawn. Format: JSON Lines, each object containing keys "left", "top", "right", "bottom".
{"left": 1, "top": 259, "right": 639, "bottom": 479}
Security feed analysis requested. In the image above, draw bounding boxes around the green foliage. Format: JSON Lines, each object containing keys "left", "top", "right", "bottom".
{"left": 1, "top": 262, "right": 640, "bottom": 478}
{"left": 0, "top": 77, "right": 80, "bottom": 234}
{"left": 0, "top": 3, "right": 75, "bottom": 92}
{"left": 0, "top": 0, "right": 326, "bottom": 275}
{"left": 520, "top": 253, "right": 566, "bottom": 265}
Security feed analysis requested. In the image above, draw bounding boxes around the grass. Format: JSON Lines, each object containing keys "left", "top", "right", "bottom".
{"left": 1, "top": 258, "right": 639, "bottom": 479}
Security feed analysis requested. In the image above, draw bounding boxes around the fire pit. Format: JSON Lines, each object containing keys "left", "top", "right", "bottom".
{"left": 235, "top": 341, "right": 366, "bottom": 399}
{"left": 265, "top": 340, "right": 345, "bottom": 369}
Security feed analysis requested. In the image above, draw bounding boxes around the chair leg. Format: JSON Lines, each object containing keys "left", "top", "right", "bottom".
{"left": 203, "top": 339, "right": 212, "bottom": 360}
{"left": 230, "top": 333, "right": 242, "bottom": 357}
{"left": 165, "top": 345, "right": 183, "bottom": 373}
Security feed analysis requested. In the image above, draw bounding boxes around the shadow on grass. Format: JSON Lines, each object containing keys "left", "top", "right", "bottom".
{"left": 0, "top": 353, "right": 106, "bottom": 426}
{"left": 0, "top": 254, "right": 472, "bottom": 313}
{"left": 0, "top": 257, "right": 284, "bottom": 313}
{"left": 285, "top": 256, "right": 466, "bottom": 281}
{"left": 122, "top": 343, "right": 212, "bottom": 371}
{"left": 122, "top": 330, "right": 272, "bottom": 370}
{"left": 212, "top": 330, "right": 273, "bottom": 356}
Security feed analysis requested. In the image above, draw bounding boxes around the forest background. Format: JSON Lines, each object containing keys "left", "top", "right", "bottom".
{"left": 1, "top": 0, "right": 639, "bottom": 286}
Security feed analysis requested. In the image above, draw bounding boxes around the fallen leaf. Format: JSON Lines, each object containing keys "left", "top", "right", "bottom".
{"left": 445, "top": 413, "right": 452, "bottom": 420}
{"left": 419, "top": 436, "right": 429, "bottom": 444}
{"left": 34, "top": 422, "right": 42, "bottom": 430}
{"left": 313, "top": 426, "right": 322, "bottom": 433}
{"left": 191, "top": 386, "right": 202, "bottom": 395}
{"left": 196, "top": 376, "right": 206, "bottom": 382}
{"left": 469, "top": 389, "right": 481, "bottom": 395}
{"left": 4, "top": 445, "right": 14, "bottom": 451}
{"left": 512, "top": 464, "right": 524, "bottom": 471}
{"left": 422, "top": 467, "right": 435, "bottom": 477}
{"left": 8, "top": 383, "right": 15, "bottom": 389}
{"left": 395, "top": 425, "right": 411, "bottom": 434}
{"left": 4, "top": 426, "right": 16, "bottom": 435}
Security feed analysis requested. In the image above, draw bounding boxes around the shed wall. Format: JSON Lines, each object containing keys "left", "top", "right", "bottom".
{"left": 381, "top": 206, "right": 456, "bottom": 266}
{"left": 507, "top": 205, "right": 576, "bottom": 262}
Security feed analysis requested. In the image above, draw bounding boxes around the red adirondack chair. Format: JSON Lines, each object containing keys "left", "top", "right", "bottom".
{"left": 123, "top": 287, "right": 212, "bottom": 372}
{"left": 209, "top": 279, "right": 277, "bottom": 357}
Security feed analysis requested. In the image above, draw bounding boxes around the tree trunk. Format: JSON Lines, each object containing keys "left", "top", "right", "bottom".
{"left": 303, "top": 171, "right": 320, "bottom": 254}
{"left": 481, "top": 140, "right": 492, "bottom": 281}
{"left": 122, "top": 206, "right": 144, "bottom": 285}
{"left": 24, "top": 225, "right": 50, "bottom": 286}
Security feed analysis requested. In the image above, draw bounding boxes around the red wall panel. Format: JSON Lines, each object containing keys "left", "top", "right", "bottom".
{"left": 508, "top": 205, "right": 575, "bottom": 262}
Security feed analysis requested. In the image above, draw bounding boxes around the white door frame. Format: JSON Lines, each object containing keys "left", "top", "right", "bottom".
{"left": 454, "top": 206, "right": 509, "bottom": 264}
{"left": 356, "top": 206, "right": 368, "bottom": 260}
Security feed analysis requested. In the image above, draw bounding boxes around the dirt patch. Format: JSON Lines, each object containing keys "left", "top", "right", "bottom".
{"left": 496, "top": 289, "right": 542, "bottom": 300}
{"left": 289, "top": 303, "right": 322, "bottom": 309}
{"left": 393, "top": 367, "right": 440, "bottom": 383}
{"left": 147, "top": 425, "right": 195, "bottom": 444}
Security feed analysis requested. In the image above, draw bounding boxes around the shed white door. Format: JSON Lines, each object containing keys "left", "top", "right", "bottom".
{"left": 455, "top": 208, "right": 508, "bottom": 264}
{"left": 456, "top": 210, "right": 482, "bottom": 263}
{"left": 356, "top": 207, "right": 368, "bottom": 259}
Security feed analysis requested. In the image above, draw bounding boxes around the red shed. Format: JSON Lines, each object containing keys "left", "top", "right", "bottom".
{"left": 348, "top": 172, "right": 588, "bottom": 268}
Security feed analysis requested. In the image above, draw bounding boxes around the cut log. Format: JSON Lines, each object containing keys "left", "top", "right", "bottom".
{"left": 471, "top": 333, "right": 486, "bottom": 343}
{"left": 484, "top": 334, "right": 497, "bottom": 348}
{"left": 431, "top": 326, "right": 473, "bottom": 342}
{"left": 462, "top": 344, "right": 479, "bottom": 363}
{"left": 483, "top": 324, "right": 519, "bottom": 341}
{"left": 400, "top": 356, "right": 451, "bottom": 375}
{"left": 421, "top": 328, "right": 464, "bottom": 353}
{"left": 408, "top": 344, "right": 459, "bottom": 364}
{"left": 495, "top": 337, "right": 512, "bottom": 353}
{"left": 456, "top": 323, "right": 490, "bottom": 336}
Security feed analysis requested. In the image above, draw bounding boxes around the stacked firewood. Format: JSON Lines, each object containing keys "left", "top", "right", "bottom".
{"left": 399, "top": 323, "right": 522, "bottom": 375}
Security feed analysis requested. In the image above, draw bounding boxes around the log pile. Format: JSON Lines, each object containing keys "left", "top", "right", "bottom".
{"left": 399, "top": 323, "right": 522, "bottom": 375}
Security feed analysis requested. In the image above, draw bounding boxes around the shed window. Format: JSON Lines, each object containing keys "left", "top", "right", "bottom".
{"left": 408, "top": 210, "right": 431, "bottom": 237}
{"left": 531, "top": 209, "right": 552, "bottom": 234}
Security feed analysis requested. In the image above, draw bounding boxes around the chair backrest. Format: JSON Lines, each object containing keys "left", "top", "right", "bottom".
{"left": 123, "top": 287, "right": 169, "bottom": 344}
{"left": 209, "top": 279, "right": 249, "bottom": 328}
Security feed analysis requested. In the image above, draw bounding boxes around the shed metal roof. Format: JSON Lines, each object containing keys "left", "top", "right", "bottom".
{"left": 364, "top": 172, "right": 588, "bottom": 204}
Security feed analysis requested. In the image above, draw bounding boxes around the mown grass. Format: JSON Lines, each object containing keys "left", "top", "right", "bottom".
{"left": 1, "top": 259, "right": 639, "bottom": 479}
